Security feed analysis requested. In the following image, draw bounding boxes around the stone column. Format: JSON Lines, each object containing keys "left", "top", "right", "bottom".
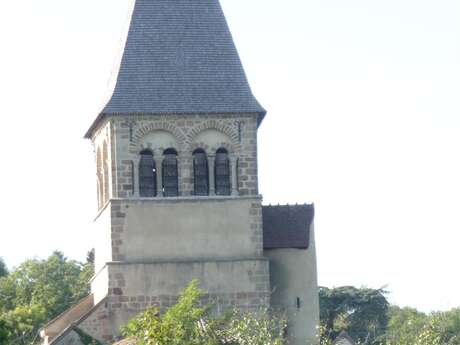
{"left": 133, "top": 158, "right": 140, "bottom": 197}
{"left": 230, "top": 156, "right": 238, "bottom": 196}
{"left": 208, "top": 155, "right": 215, "bottom": 196}
{"left": 154, "top": 156, "right": 163, "bottom": 197}
{"left": 180, "top": 152, "right": 192, "bottom": 196}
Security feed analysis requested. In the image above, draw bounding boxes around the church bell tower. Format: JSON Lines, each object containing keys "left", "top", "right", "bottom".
{"left": 84, "top": 0, "right": 270, "bottom": 340}
{"left": 40, "top": 1, "right": 319, "bottom": 344}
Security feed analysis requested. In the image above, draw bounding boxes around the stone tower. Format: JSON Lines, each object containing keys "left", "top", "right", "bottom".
{"left": 40, "top": 1, "right": 319, "bottom": 344}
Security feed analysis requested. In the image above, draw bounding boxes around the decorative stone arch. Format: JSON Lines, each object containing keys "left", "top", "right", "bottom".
{"left": 187, "top": 120, "right": 240, "bottom": 151}
{"left": 189, "top": 141, "right": 234, "bottom": 155}
{"left": 130, "top": 122, "right": 187, "bottom": 154}
{"left": 189, "top": 129, "right": 239, "bottom": 155}
{"left": 189, "top": 142, "right": 211, "bottom": 155}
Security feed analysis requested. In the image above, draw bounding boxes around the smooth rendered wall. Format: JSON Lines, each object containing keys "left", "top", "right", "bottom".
{"left": 265, "top": 225, "right": 320, "bottom": 345}
{"left": 92, "top": 205, "right": 112, "bottom": 274}
{"left": 91, "top": 265, "right": 109, "bottom": 305}
{"left": 113, "top": 197, "right": 264, "bottom": 261}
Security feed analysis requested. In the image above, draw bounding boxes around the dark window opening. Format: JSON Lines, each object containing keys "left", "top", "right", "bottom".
{"left": 162, "top": 148, "right": 179, "bottom": 197}
{"left": 215, "top": 148, "right": 231, "bottom": 196}
{"left": 193, "top": 149, "right": 209, "bottom": 196}
{"left": 139, "top": 149, "right": 156, "bottom": 197}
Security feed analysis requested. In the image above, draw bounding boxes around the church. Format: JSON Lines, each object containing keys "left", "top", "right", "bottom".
{"left": 40, "top": 1, "right": 319, "bottom": 344}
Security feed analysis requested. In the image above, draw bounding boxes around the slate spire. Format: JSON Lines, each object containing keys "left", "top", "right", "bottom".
{"left": 86, "top": 0, "right": 265, "bottom": 137}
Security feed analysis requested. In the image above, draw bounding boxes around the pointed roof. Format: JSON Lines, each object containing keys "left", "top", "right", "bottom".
{"left": 86, "top": 0, "right": 265, "bottom": 138}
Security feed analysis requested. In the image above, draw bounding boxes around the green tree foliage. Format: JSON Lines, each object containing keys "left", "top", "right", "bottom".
{"left": 0, "top": 259, "right": 7, "bottom": 278}
{"left": 220, "top": 309, "right": 286, "bottom": 345}
{"left": 318, "top": 325, "right": 333, "bottom": 345}
{"left": 385, "top": 306, "right": 428, "bottom": 344}
{"left": 385, "top": 306, "right": 460, "bottom": 345}
{"left": 86, "top": 248, "right": 95, "bottom": 265}
{"left": 123, "top": 280, "right": 219, "bottom": 345}
{"left": 123, "top": 280, "right": 286, "bottom": 345}
{"left": 0, "top": 251, "right": 94, "bottom": 345}
{"left": 436, "top": 308, "right": 460, "bottom": 344}
{"left": 319, "top": 288, "right": 460, "bottom": 345}
{"left": 319, "top": 286, "right": 389, "bottom": 344}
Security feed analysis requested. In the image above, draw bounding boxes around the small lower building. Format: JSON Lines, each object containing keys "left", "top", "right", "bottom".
{"left": 40, "top": 1, "right": 319, "bottom": 344}
{"left": 334, "top": 331, "right": 357, "bottom": 345}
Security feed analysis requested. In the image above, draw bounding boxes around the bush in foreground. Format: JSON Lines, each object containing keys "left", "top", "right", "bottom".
{"left": 122, "top": 280, "right": 286, "bottom": 345}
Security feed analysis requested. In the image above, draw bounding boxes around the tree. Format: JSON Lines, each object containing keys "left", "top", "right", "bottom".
{"left": 436, "top": 308, "right": 460, "bottom": 344}
{"left": 319, "top": 286, "right": 389, "bottom": 344}
{"left": 123, "top": 280, "right": 286, "bottom": 345}
{"left": 2, "top": 251, "right": 89, "bottom": 318}
{"left": 385, "top": 306, "right": 428, "bottom": 344}
{"left": 386, "top": 306, "right": 460, "bottom": 345}
{"left": 123, "top": 280, "right": 221, "bottom": 345}
{"left": 0, "top": 305, "right": 47, "bottom": 345}
{"left": 86, "top": 248, "right": 95, "bottom": 265}
{"left": 0, "top": 258, "right": 7, "bottom": 278}
{"left": 0, "top": 319, "right": 9, "bottom": 345}
{"left": 0, "top": 251, "right": 94, "bottom": 345}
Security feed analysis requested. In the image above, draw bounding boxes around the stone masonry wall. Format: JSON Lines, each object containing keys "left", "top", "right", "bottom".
{"left": 90, "top": 113, "right": 260, "bottom": 199}
{"left": 101, "top": 259, "right": 270, "bottom": 339}
{"left": 78, "top": 300, "right": 113, "bottom": 343}
{"left": 110, "top": 200, "right": 126, "bottom": 262}
{"left": 81, "top": 259, "right": 270, "bottom": 343}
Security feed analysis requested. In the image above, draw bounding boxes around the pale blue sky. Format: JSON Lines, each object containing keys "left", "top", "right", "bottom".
{"left": 0, "top": 0, "right": 459, "bottom": 312}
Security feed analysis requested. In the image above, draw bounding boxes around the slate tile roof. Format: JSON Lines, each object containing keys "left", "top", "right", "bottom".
{"left": 262, "top": 204, "right": 314, "bottom": 249}
{"left": 333, "top": 331, "right": 357, "bottom": 345}
{"left": 86, "top": 0, "right": 265, "bottom": 138}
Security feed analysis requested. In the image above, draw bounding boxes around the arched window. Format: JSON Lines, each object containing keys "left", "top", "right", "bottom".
{"left": 139, "top": 149, "right": 156, "bottom": 197}
{"left": 215, "top": 148, "right": 231, "bottom": 196}
{"left": 102, "top": 141, "right": 110, "bottom": 203}
{"left": 96, "top": 148, "right": 103, "bottom": 209}
{"left": 162, "top": 148, "right": 179, "bottom": 197}
{"left": 193, "top": 149, "right": 209, "bottom": 196}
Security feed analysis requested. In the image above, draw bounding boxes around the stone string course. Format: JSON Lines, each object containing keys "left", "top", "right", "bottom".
{"left": 106, "top": 292, "right": 270, "bottom": 314}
